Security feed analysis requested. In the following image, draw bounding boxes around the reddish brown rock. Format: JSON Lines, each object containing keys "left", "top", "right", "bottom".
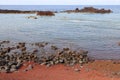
{"left": 37, "top": 11, "right": 55, "bottom": 16}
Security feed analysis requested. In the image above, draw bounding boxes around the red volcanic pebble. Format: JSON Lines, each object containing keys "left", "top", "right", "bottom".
{"left": 0, "top": 61, "right": 120, "bottom": 80}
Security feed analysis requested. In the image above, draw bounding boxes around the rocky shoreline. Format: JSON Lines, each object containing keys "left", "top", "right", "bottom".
{"left": 1, "top": 40, "right": 120, "bottom": 74}
{"left": 0, "top": 40, "right": 90, "bottom": 73}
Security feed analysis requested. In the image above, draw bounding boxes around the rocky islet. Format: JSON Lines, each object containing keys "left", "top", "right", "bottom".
{"left": 62, "top": 7, "right": 112, "bottom": 13}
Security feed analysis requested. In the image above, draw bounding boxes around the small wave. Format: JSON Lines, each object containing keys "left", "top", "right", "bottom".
{"left": 69, "top": 19, "right": 94, "bottom": 23}
{"left": 69, "top": 20, "right": 81, "bottom": 23}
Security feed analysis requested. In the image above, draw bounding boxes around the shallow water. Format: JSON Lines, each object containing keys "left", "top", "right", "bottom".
{"left": 0, "top": 5, "right": 120, "bottom": 59}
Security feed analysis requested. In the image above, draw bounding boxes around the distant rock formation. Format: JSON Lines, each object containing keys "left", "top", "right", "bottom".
{"left": 62, "top": 7, "right": 112, "bottom": 14}
{"left": 0, "top": 7, "right": 112, "bottom": 14}
{"left": 37, "top": 11, "right": 55, "bottom": 16}
{"left": 0, "top": 9, "right": 36, "bottom": 14}
{"left": 0, "top": 9, "right": 56, "bottom": 16}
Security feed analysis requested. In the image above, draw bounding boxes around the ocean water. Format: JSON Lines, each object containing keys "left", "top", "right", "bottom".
{"left": 0, "top": 5, "right": 120, "bottom": 59}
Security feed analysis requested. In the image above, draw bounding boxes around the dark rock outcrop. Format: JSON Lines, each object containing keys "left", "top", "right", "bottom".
{"left": 62, "top": 7, "right": 112, "bottom": 14}
{"left": 0, "top": 9, "right": 56, "bottom": 16}
{"left": 80, "top": 7, "right": 112, "bottom": 13}
{"left": 0, "top": 9, "right": 36, "bottom": 14}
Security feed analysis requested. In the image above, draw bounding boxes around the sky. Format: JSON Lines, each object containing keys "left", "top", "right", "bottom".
{"left": 0, "top": 0, "right": 120, "bottom": 5}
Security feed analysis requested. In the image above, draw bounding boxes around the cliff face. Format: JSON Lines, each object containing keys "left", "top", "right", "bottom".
{"left": 63, "top": 7, "right": 112, "bottom": 14}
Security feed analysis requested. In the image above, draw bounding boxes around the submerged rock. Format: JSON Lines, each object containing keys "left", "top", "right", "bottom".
{"left": 51, "top": 45, "right": 58, "bottom": 50}
{"left": 39, "top": 48, "right": 89, "bottom": 66}
{"left": 27, "top": 16, "right": 38, "bottom": 19}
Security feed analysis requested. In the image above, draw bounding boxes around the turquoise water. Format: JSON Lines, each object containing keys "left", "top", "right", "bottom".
{"left": 0, "top": 5, "right": 120, "bottom": 59}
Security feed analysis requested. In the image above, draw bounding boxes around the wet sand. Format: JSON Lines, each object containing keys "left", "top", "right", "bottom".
{"left": 0, "top": 61, "right": 120, "bottom": 80}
